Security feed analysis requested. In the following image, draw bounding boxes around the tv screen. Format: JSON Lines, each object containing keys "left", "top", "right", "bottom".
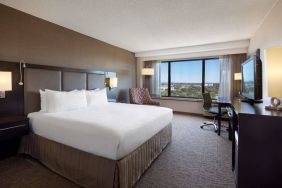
{"left": 241, "top": 56, "right": 262, "bottom": 101}
{"left": 242, "top": 59, "right": 255, "bottom": 99}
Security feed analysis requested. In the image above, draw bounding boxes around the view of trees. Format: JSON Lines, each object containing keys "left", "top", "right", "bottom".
{"left": 160, "top": 58, "right": 220, "bottom": 99}
{"left": 161, "top": 83, "right": 219, "bottom": 99}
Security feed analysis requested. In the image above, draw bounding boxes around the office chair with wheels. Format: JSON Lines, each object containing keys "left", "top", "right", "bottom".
{"left": 200, "top": 92, "right": 228, "bottom": 131}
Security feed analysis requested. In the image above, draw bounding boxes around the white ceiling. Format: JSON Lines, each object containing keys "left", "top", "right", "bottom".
{"left": 0, "top": 0, "right": 278, "bottom": 53}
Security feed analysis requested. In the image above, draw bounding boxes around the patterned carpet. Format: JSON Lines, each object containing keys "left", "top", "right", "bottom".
{"left": 0, "top": 114, "right": 235, "bottom": 188}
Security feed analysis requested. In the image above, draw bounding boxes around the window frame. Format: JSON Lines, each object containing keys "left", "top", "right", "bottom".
{"left": 161, "top": 58, "right": 219, "bottom": 99}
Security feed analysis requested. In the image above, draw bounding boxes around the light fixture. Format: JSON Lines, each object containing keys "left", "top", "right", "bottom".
{"left": 0, "top": 71, "right": 12, "bottom": 98}
{"left": 234, "top": 72, "right": 242, "bottom": 96}
{"left": 19, "top": 60, "right": 26, "bottom": 86}
{"left": 265, "top": 47, "right": 282, "bottom": 110}
{"left": 234, "top": 73, "right": 242, "bottom": 81}
{"left": 105, "top": 77, "right": 118, "bottom": 90}
{"left": 141, "top": 68, "right": 154, "bottom": 76}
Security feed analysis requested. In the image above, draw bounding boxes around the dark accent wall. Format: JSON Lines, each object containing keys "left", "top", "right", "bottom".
{"left": 0, "top": 4, "right": 136, "bottom": 102}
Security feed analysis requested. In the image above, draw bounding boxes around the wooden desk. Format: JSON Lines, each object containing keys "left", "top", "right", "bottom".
{"left": 214, "top": 97, "right": 232, "bottom": 136}
{"left": 231, "top": 99, "right": 282, "bottom": 188}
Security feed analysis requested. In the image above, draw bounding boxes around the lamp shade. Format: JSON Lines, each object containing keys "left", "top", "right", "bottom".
{"left": 266, "top": 47, "right": 282, "bottom": 97}
{"left": 141, "top": 68, "right": 154, "bottom": 75}
{"left": 105, "top": 77, "right": 118, "bottom": 88}
{"left": 0, "top": 71, "right": 12, "bottom": 91}
{"left": 234, "top": 73, "right": 242, "bottom": 81}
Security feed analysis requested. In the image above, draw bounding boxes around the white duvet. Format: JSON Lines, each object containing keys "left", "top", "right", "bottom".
{"left": 28, "top": 103, "right": 173, "bottom": 160}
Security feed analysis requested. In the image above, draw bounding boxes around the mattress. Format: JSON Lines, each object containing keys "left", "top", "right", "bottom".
{"left": 28, "top": 103, "right": 173, "bottom": 160}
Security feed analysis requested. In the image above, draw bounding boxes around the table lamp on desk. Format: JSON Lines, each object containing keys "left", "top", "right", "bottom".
{"left": 265, "top": 47, "right": 282, "bottom": 111}
{"left": 234, "top": 72, "right": 242, "bottom": 97}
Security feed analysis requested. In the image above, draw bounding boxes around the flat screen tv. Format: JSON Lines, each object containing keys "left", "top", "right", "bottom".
{"left": 241, "top": 55, "right": 262, "bottom": 102}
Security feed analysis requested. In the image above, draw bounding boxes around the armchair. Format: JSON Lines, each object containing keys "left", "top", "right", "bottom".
{"left": 129, "top": 88, "right": 160, "bottom": 106}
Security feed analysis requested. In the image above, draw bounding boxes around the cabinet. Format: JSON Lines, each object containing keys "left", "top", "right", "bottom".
{"left": 0, "top": 116, "right": 29, "bottom": 159}
{"left": 232, "top": 99, "right": 282, "bottom": 187}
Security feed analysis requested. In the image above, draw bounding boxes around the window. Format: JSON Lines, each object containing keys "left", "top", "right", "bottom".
{"left": 160, "top": 58, "right": 220, "bottom": 98}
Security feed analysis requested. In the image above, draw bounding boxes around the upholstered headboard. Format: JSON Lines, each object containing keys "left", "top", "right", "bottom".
{"left": 24, "top": 64, "right": 106, "bottom": 114}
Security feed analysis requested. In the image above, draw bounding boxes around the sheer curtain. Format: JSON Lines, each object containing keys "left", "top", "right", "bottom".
{"left": 218, "top": 55, "right": 233, "bottom": 98}
{"left": 150, "top": 60, "right": 162, "bottom": 98}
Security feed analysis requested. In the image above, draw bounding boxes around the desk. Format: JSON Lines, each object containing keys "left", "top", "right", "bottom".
{"left": 231, "top": 99, "right": 282, "bottom": 187}
{"left": 214, "top": 97, "right": 232, "bottom": 136}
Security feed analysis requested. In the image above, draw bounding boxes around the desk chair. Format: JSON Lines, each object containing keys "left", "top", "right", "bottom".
{"left": 200, "top": 92, "right": 228, "bottom": 131}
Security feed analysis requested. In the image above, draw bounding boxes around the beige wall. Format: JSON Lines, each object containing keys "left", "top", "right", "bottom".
{"left": 249, "top": 0, "right": 282, "bottom": 98}
{"left": 0, "top": 4, "right": 136, "bottom": 102}
{"left": 154, "top": 98, "right": 203, "bottom": 114}
{"left": 265, "top": 47, "right": 282, "bottom": 98}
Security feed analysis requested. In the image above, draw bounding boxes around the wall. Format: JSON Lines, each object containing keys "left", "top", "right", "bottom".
{"left": 154, "top": 98, "right": 203, "bottom": 114}
{"left": 0, "top": 4, "right": 136, "bottom": 102}
{"left": 265, "top": 47, "right": 282, "bottom": 98}
{"left": 249, "top": 0, "right": 282, "bottom": 98}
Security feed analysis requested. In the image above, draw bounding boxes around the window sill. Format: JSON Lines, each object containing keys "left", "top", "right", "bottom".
{"left": 152, "top": 97, "right": 203, "bottom": 102}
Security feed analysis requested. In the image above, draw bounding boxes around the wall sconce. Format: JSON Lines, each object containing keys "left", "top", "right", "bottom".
{"left": 105, "top": 77, "right": 118, "bottom": 90}
{"left": 234, "top": 73, "right": 242, "bottom": 81}
{"left": 0, "top": 71, "right": 12, "bottom": 98}
{"left": 141, "top": 68, "right": 154, "bottom": 76}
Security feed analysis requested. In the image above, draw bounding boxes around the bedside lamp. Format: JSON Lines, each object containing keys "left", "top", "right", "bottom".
{"left": 234, "top": 72, "right": 242, "bottom": 97}
{"left": 265, "top": 47, "right": 282, "bottom": 110}
{"left": 234, "top": 73, "right": 242, "bottom": 81}
{"left": 0, "top": 71, "right": 12, "bottom": 98}
{"left": 142, "top": 68, "right": 154, "bottom": 89}
{"left": 105, "top": 77, "right": 118, "bottom": 90}
{"left": 141, "top": 68, "right": 154, "bottom": 76}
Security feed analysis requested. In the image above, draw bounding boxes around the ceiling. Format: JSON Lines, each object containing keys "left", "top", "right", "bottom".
{"left": 0, "top": 0, "right": 278, "bottom": 53}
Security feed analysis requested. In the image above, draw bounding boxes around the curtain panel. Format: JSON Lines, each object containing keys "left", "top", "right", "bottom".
{"left": 219, "top": 54, "right": 247, "bottom": 99}
{"left": 143, "top": 60, "right": 161, "bottom": 98}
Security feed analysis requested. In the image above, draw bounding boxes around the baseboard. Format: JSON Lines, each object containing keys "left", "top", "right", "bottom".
{"left": 173, "top": 111, "right": 203, "bottom": 117}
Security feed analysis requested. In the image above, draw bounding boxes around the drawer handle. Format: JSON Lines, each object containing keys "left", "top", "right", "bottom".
{"left": 0, "top": 124, "right": 26, "bottom": 131}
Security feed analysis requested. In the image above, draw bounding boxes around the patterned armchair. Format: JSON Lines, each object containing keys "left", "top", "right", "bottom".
{"left": 129, "top": 88, "right": 160, "bottom": 106}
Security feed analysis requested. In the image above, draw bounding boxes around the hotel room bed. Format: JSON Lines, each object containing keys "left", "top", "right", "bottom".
{"left": 20, "top": 103, "right": 172, "bottom": 188}
{"left": 20, "top": 64, "right": 173, "bottom": 188}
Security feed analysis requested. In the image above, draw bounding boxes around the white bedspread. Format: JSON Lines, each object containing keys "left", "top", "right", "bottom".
{"left": 28, "top": 103, "right": 173, "bottom": 160}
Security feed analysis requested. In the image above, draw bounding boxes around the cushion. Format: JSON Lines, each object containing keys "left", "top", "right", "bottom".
{"left": 86, "top": 88, "right": 108, "bottom": 106}
{"left": 39, "top": 89, "right": 48, "bottom": 112}
{"left": 45, "top": 89, "right": 87, "bottom": 113}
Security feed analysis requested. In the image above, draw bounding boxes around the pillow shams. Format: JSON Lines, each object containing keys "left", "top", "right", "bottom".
{"left": 39, "top": 89, "right": 48, "bottom": 112}
{"left": 86, "top": 88, "right": 108, "bottom": 106}
{"left": 46, "top": 89, "right": 87, "bottom": 113}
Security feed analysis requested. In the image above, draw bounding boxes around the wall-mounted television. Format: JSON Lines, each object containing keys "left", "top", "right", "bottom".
{"left": 241, "top": 55, "right": 262, "bottom": 103}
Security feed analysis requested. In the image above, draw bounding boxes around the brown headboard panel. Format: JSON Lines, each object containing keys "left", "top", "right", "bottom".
{"left": 24, "top": 64, "right": 106, "bottom": 115}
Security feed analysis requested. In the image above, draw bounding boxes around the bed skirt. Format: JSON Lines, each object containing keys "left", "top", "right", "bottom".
{"left": 19, "top": 123, "right": 172, "bottom": 188}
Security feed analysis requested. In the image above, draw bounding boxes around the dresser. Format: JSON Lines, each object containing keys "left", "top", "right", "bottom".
{"left": 231, "top": 99, "right": 282, "bottom": 188}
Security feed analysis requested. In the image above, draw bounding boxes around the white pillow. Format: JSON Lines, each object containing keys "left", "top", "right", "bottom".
{"left": 46, "top": 89, "right": 87, "bottom": 113}
{"left": 86, "top": 88, "right": 108, "bottom": 106}
{"left": 39, "top": 89, "right": 48, "bottom": 112}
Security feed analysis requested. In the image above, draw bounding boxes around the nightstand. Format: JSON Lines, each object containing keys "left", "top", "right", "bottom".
{"left": 0, "top": 115, "right": 29, "bottom": 159}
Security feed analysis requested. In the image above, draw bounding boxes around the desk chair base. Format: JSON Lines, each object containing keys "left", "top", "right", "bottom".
{"left": 201, "top": 121, "right": 218, "bottom": 132}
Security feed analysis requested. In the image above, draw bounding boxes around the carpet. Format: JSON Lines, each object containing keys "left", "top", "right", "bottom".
{"left": 0, "top": 114, "right": 235, "bottom": 188}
